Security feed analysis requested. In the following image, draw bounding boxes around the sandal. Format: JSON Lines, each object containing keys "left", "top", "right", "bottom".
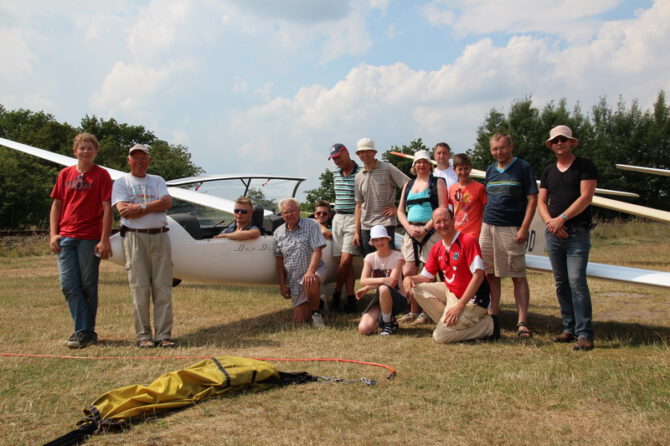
{"left": 158, "top": 339, "right": 177, "bottom": 348}
{"left": 137, "top": 339, "right": 155, "bottom": 348}
{"left": 517, "top": 322, "right": 532, "bottom": 338}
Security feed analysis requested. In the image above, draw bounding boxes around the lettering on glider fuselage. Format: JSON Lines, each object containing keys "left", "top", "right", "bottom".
{"left": 234, "top": 243, "right": 272, "bottom": 252}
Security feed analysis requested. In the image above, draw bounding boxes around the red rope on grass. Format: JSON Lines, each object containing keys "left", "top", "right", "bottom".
{"left": 0, "top": 353, "right": 396, "bottom": 379}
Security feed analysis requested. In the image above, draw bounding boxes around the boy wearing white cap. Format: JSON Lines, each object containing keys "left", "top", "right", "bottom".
{"left": 538, "top": 125, "right": 597, "bottom": 351}
{"left": 353, "top": 137, "right": 410, "bottom": 257}
{"left": 355, "top": 225, "right": 408, "bottom": 335}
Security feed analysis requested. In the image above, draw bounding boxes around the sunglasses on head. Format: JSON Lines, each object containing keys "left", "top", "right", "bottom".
{"left": 233, "top": 208, "right": 249, "bottom": 214}
{"left": 551, "top": 136, "right": 570, "bottom": 144}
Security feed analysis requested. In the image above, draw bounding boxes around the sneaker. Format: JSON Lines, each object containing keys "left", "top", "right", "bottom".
{"left": 311, "top": 312, "right": 326, "bottom": 328}
{"left": 379, "top": 318, "right": 399, "bottom": 336}
{"left": 573, "top": 337, "right": 594, "bottom": 351}
{"left": 412, "top": 312, "right": 431, "bottom": 325}
{"left": 64, "top": 333, "right": 80, "bottom": 348}
{"left": 65, "top": 332, "right": 96, "bottom": 349}
{"left": 398, "top": 312, "right": 418, "bottom": 323}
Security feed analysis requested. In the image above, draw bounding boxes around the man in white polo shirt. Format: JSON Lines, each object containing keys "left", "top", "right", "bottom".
{"left": 112, "top": 144, "right": 175, "bottom": 348}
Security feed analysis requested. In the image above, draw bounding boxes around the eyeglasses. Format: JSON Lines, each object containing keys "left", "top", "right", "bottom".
{"left": 233, "top": 209, "right": 249, "bottom": 214}
{"left": 281, "top": 208, "right": 300, "bottom": 215}
{"left": 315, "top": 212, "right": 329, "bottom": 216}
{"left": 75, "top": 174, "right": 84, "bottom": 190}
{"left": 550, "top": 136, "right": 569, "bottom": 144}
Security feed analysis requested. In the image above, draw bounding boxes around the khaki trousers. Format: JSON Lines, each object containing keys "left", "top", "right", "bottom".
{"left": 414, "top": 282, "right": 493, "bottom": 343}
{"left": 123, "top": 232, "right": 173, "bottom": 341}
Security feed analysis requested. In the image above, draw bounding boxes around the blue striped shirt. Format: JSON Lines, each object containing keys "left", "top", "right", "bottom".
{"left": 333, "top": 161, "right": 360, "bottom": 213}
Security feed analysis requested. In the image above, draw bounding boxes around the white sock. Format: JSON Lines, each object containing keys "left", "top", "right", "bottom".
{"left": 382, "top": 312, "right": 392, "bottom": 323}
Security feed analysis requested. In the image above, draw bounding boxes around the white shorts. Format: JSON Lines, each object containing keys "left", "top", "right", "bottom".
{"left": 331, "top": 213, "right": 360, "bottom": 257}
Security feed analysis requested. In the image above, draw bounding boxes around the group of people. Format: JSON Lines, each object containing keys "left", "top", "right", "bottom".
{"left": 50, "top": 124, "right": 597, "bottom": 352}
{"left": 278, "top": 127, "right": 596, "bottom": 351}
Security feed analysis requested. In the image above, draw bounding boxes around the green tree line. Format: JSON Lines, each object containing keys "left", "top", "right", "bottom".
{"left": 306, "top": 92, "right": 670, "bottom": 213}
{"left": 0, "top": 106, "right": 203, "bottom": 229}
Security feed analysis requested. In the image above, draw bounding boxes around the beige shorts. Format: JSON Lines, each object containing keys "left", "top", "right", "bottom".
{"left": 332, "top": 213, "right": 360, "bottom": 257}
{"left": 479, "top": 223, "right": 527, "bottom": 278}
{"left": 293, "top": 265, "right": 327, "bottom": 308}
{"left": 401, "top": 230, "right": 441, "bottom": 264}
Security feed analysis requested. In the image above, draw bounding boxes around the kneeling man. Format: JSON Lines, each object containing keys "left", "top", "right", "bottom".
{"left": 274, "top": 198, "right": 327, "bottom": 327}
{"left": 403, "top": 207, "right": 495, "bottom": 343}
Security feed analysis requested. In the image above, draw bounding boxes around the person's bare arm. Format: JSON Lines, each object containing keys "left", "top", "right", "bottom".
{"left": 117, "top": 195, "right": 172, "bottom": 219}
{"left": 49, "top": 199, "right": 63, "bottom": 253}
{"left": 276, "top": 256, "right": 290, "bottom": 299}
{"left": 214, "top": 228, "right": 261, "bottom": 241}
{"left": 517, "top": 193, "right": 538, "bottom": 243}
{"left": 95, "top": 201, "right": 113, "bottom": 259}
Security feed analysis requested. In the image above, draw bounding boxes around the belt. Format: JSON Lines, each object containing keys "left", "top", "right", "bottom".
{"left": 408, "top": 221, "right": 426, "bottom": 226}
{"left": 122, "top": 226, "right": 169, "bottom": 234}
{"left": 336, "top": 210, "right": 354, "bottom": 215}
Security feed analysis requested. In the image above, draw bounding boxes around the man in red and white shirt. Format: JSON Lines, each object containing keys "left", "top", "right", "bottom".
{"left": 403, "top": 207, "right": 495, "bottom": 343}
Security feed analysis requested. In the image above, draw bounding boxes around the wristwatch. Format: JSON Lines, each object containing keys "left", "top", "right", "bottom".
{"left": 140, "top": 203, "right": 147, "bottom": 210}
{"left": 560, "top": 213, "right": 568, "bottom": 221}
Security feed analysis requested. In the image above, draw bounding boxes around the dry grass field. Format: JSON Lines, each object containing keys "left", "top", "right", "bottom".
{"left": 0, "top": 220, "right": 668, "bottom": 445}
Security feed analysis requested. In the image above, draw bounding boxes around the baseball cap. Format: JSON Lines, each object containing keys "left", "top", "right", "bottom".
{"left": 328, "top": 143, "right": 347, "bottom": 160}
{"left": 128, "top": 144, "right": 150, "bottom": 155}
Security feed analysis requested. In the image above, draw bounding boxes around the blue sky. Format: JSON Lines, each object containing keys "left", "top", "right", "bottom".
{"left": 1, "top": 0, "right": 666, "bottom": 196}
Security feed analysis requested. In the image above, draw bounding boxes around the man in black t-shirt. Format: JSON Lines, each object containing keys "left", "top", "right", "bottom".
{"left": 538, "top": 125, "right": 597, "bottom": 351}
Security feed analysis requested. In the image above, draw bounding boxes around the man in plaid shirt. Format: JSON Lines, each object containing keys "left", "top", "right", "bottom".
{"left": 274, "top": 198, "right": 327, "bottom": 327}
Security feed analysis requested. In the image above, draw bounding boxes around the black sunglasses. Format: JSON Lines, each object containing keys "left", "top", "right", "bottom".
{"left": 550, "top": 136, "right": 570, "bottom": 144}
{"left": 315, "top": 211, "right": 329, "bottom": 216}
{"left": 233, "top": 208, "right": 249, "bottom": 214}
{"left": 75, "top": 174, "right": 85, "bottom": 190}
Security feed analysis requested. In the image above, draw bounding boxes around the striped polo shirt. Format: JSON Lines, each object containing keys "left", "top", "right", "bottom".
{"left": 355, "top": 160, "right": 410, "bottom": 229}
{"left": 333, "top": 161, "right": 360, "bottom": 213}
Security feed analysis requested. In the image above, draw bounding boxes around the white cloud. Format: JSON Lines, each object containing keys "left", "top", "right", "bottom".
{"left": 126, "top": 0, "right": 194, "bottom": 61}
{"left": 217, "top": 0, "right": 670, "bottom": 183}
{"left": 91, "top": 59, "right": 193, "bottom": 112}
{"left": 320, "top": 12, "right": 373, "bottom": 62}
{"left": 227, "top": 0, "right": 351, "bottom": 23}
{"left": 422, "top": 0, "right": 620, "bottom": 42}
{"left": 253, "top": 82, "right": 275, "bottom": 99}
{"left": 0, "top": 28, "right": 36, "bottom": 79}
{"left": 231, "top": 77, "right": 248, "bottom": 94}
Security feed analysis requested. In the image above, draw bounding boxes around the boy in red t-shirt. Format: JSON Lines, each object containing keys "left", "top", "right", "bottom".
{"left": 448, "top": 153, "right": 486, "bottom": 240}
{"left": 50, "top": 133, "right": 113, "bottom": 349}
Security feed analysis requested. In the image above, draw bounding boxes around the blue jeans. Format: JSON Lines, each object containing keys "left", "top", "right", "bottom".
{"left": 57, "top": 237, "right": 100, "bottom": 334}
{"left": 545, "top": 226, "right": 594, "bottom": 340}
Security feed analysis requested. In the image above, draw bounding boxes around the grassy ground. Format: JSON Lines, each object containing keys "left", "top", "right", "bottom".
{"left": 0, "top": 221, "right": 668, "bottom": 445}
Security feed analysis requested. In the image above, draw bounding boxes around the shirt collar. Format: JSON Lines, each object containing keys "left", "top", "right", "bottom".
{"left": 441, "top": 231, "right": 460, "bottom": 251}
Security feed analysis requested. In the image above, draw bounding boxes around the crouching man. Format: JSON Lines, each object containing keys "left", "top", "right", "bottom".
{"left": 403, "top": 207, "right": 496, "bottom": 343}
{"left": 274, "top": 198, "right": 327, "bottom": 327}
